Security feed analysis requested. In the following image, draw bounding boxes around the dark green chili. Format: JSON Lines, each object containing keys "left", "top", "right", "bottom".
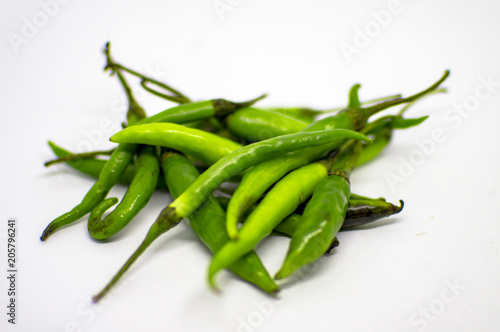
{"left": 340, "top": 199, "right": 404, "bottom": 229}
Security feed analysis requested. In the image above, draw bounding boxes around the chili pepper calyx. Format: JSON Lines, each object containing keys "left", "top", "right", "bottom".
{"left": 212, "top": 94, "right": 267, "bottom": 118}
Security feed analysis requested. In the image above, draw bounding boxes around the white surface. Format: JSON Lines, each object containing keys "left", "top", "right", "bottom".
{"left": 1, "top": 0, "right": 500, "bottom": 331}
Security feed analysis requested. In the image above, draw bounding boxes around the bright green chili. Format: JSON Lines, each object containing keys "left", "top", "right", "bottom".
{"left": 110, "top": 123, "right": 243, "bottom": 165}
{"left": 225, "top": 107, "right": 308, "bottom": 142}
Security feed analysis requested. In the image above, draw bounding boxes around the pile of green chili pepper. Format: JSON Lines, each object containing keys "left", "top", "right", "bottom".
{"left": 41, "top": 42, "right": 449, "bottom": 301}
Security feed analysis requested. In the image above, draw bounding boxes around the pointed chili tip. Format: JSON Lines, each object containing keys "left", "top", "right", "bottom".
{"left": 237, "top": 93, "right": 268, "bottom": 108}
{"left": 207, "top": 274, "right": 222, "bottom": 294}
{"left": 91, "top": 294, "right": 101, "bottom": 304}
{"left": 40, "top": 226, "right": 53, "bottom": 241}
{"left": 274, "top": 269, "right": 288, "bottom": 281}
{"left": 396, "top": 199, "right": 404, "bottom": 213}
{"left": 274, "top": 260, "right": 296, "bottom": 280}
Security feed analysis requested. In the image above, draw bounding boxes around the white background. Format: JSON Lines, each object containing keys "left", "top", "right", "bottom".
{"left": 1, "top": 0, "right": 500, "bottom": 331}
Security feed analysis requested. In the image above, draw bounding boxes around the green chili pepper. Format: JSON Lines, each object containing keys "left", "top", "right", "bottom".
{"left": 275, "top": 141, "right": 361, "bottom": 279}
{"left": 340, "top": 199, "right": 404, "bottom": 229}
{"left": 110, "top": 123, "right": 243, "bottom": 165}
{"left": 225, "top": 107, "right": 308, "bottom": 142}
{"left": 88, "top": 145, "right": 160, "bottom": 240}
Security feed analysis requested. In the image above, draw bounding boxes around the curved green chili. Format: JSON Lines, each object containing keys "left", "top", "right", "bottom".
{"left": 88, "top": 145, "right": 160, "bottom": 240}
{"left": 276, "top": 141, "right": 361, "bottom": 279}
{"left": 110, "top": 123, "right": 243, "bottom": 165}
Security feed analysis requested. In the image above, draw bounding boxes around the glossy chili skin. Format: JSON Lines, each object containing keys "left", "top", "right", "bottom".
{"left": 88, "top": 145, "right": 160, "bottom": 240}
{"left": 162, "top": 153, "right": 279, "bottom": 294}
{"left": 110, "top": 123, "right": 243, "bottom": 165}
{"left": 275, "top": 141, "right": 361, "bottom": 279}
{"left": 276, "top": 175, "right": 351, "bottom": 279}
{"left": 226, "top": 107, "right": 308, "bottom": 142}
{"left": 208, "top": 161, "right": 331, "bottom": 288}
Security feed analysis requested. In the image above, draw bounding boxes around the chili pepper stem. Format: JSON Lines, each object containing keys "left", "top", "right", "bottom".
{"left": 362, "top": 70, "right": 450, "bottom": 118}
{"left": 103, "top": 42, "right": 191, "bottom": 105}
{"left": 92, "top": 207, "right": 181, "bottom": 302}
{"left": 212, "top": 93, "right": 268, "bottom": 118}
